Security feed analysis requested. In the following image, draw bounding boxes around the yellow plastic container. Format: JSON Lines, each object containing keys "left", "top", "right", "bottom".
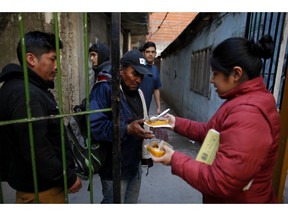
{"left": 196, "top": 129, "right": 220, "bottom": 165}
{"left": 145, "top": 139, "right": 172, "bottom": 157}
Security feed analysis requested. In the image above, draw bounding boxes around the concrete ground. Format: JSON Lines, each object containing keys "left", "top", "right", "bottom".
{"left": 1, "top": 97, "right": 287, "bottom": 204}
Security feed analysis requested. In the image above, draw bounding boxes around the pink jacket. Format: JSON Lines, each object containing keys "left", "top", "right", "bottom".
{"left": 172, "top": 77, "right": 280, "bottom": 203}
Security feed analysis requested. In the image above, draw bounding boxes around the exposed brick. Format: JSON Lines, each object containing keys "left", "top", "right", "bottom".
{"left": 146, "top": 12, "right": 198, "bottom": 53}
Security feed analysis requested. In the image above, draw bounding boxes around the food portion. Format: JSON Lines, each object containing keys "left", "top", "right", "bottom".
{"left": 144, "top": 119, "right": 172, "bottom": 128}
{"left": 145, "top": 140, "right": 170, "bottom": 157}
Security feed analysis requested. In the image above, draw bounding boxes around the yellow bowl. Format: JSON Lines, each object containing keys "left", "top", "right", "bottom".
{"left": 145, "top": 140, "right": 170, "bottom": 157}
{"left": 145, "top": 119, "right": 169, "bottom": 127}
{"left": 146, "top": 145, "right": 165, "bottom": 157}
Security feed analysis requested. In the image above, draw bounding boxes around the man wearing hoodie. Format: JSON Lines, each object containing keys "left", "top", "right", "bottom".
{"left": 88, "top": 42, "right": 112, "bottom": 85}
{"left": 0, "top": 31, "right": 82, "bottom": 203}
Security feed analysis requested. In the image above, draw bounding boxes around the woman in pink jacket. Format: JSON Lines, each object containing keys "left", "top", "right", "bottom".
{"left": 152, "top": 35, "right": 281, "bottom": 203}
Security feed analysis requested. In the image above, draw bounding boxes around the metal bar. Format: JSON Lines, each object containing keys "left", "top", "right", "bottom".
{"left": 251, "top": 13, "right": 258, "bottom": 39}
{"left": 248, "top": 13, "right": 254, "bottom": 38}
{"left": 261, "top": 12, "right": 268, "bottom": 74}
{"left": 0, "top": 108, "right": 111, "bottom": 127}
{"left": 270, "top": 13, "right": 284, "bottom": 92}
{"left": 267, "top": 13, "right": 282, "bottom": 91}
{"left": 111, "top": 12, "right": 121, "bottom": 204}
{"left": 262, "top": 13, "right": 272, "bottom": 82}
{"left": 19, "top": 13, "right": 39, "bottom": 203}
{"left": 263, "top": 13, "right": 274, "bottom": 84}
{"left": 54, "top": 12, "right": 69, "bottom": 203}
{"left": 267, "top": 13, "right": 274, "bottom": 38}
{"left": 262, "top": 12, "right": 268, "bottom": 34}
{"left": 256, "top": 13, "right": 262, "bottom": 40}
{"left": 244, "top": 13, "right": 251, "bottom": 38}
{"left": 83, "top": 12, "right": 94, "bottom": 203}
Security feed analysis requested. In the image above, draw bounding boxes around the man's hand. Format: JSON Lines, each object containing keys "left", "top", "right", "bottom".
{"left": 156, "top": 107, "right": 161, "bottom": 115}
{"left": 127, "top": 119, "right": 155, "bottom": 139}
{"left": 68, "top": 176, "right": 82, "bottom": 193}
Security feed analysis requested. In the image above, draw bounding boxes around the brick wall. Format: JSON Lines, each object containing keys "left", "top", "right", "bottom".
{"left": 146, "top": 12, "right": 198, "bottom": 54}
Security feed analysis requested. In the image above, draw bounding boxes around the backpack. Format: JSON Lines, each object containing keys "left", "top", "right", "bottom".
{"left": 66, "top": 79, "right": 109, "bottom": 180}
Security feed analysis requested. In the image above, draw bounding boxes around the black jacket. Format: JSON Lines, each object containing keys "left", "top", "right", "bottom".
{"left": 0, "top": 63, "right": 77, "bottom": 192}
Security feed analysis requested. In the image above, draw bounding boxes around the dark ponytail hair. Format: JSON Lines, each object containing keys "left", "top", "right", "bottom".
{"left": 209, "top": 35, "right": 274, "bottom": 79}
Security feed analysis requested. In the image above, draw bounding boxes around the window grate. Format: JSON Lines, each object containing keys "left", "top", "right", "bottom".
{"left": 245, "top": 12, "right": 287, "bottom": 109}
{"left": 190, "top": 47, "right": 211, "bottom": 98}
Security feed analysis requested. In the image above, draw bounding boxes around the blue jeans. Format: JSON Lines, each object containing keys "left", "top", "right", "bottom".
{"left": 100, "top": 166, "right": 142, "bottom": 203}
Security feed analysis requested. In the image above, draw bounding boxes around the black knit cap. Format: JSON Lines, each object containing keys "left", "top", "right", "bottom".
{"left": 120, "top": 49, "right": 152, "bottom": 76}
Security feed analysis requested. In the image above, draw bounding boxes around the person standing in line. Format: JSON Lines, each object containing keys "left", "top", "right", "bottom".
{"left": 88, "top": 42, "right": 112, "bottom": 85}
{"left": 152, "top": 35, "right": 281, "bottom": 203}
{"left": 69, "top": 42, "right": 112, "bottom": 180}
{"left": 140, "top": 41, "right": 162, "bottom": 115}
{"left": 0, "top": 31, "right": 82, "bottom": 203}
{"left": 89, "top": 49, "right": 154, "bottom": 203}
{"left": 140, "top": 42, "right": 169, "bottom": 144}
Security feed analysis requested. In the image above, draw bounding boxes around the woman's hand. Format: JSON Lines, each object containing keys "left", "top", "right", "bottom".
{"left": 68, "top": 176, "right": 82, "bottom": 193}
{"left": 151, "top": 144, "right": 175, "bottom": 166}
{"left": 164, "top": 113, "right": 176, "bottom": 129}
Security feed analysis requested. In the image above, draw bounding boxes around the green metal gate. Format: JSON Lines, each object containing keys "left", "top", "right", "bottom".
{"left": 0, "top": 12, "right": 121, "bottom": 204}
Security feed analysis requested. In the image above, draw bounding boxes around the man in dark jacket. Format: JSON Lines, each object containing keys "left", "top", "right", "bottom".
{"left": 89, "top": 42, "right": 112, "bottom": 84}
{"left": 90, "top": 49, "right": 154, "bottom": 203}
{"left": 0, "top": 31, "right": 82, "bottom": 203}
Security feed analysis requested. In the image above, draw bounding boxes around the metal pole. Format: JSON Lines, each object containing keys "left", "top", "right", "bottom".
{"left": 54, "top": 12, "right": 69, "bottom": 203}
{"left": 83, "top": 12, "right": 94, "bottom": 203}
{"left": 19, "top": 13, "right": 39, "bottom": 203}
{"left": 111, "top": 12, "right": 121, "bottom": 203}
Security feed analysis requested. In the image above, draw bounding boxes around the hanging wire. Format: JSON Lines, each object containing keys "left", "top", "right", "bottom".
{"left": 147, "top": 12, "right": 169, "bottom": 41}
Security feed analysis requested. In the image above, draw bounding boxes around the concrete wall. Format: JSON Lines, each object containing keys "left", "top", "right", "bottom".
{"left": 160, "top": 13, "right": 247, "bottom": 121}
{"left": 0, "top": 13, "right": 54, "bottom": 71}
{"left": 88, "top": 13, "right": 110, "bottom": 45}
{"left": 58, "top": 13, "right": 85, "bottom": 113}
